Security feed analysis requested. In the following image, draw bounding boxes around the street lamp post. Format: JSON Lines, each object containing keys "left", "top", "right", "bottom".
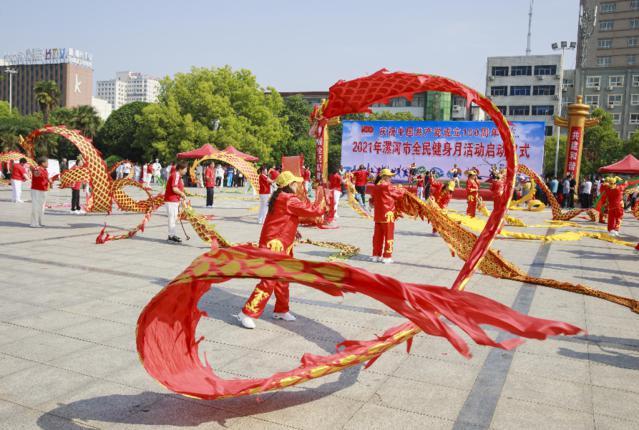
{"left": 551, "top": 41, "right": 576, "bottom": 178}
{"left": 4, "top": 68, "right": 18, "bottom": 113}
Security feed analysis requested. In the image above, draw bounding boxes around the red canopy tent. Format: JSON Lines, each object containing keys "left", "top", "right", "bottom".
{"left": 598, "top": 154, "right": 639, "bottom": 174}
{"left": 223, "top": 145, "right": 259, "bottom": 162}
{"left": 177, "top": 144, "right": 219, "bottom": 159}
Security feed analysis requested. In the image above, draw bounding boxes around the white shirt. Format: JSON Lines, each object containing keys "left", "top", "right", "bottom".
{"left": 583, "top": 181, "right": 592, "bottom": 194}
{"left": 216, "top": 166, "right": 224, "bottom": 178}
{"left": 152, "top": 162, "right": 161, "bottom": 174}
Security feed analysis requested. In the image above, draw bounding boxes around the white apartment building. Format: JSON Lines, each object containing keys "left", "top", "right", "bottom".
{"left": 96, "top": 71, "right": 160, "bottom": 110}
{"left": 485, "top": 54, "right": 564, "bottom": 136}
{"left": 91, "top": 97, "right": 113, "bottom": 121}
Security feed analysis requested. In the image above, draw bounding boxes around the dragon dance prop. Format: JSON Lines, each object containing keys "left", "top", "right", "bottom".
{"left": 395, "top": 192, "right": 639, "bottom": 312}
{"left": 0, "top": 151, "right": 37, "bottom": 186}
{"left": 137, "top": 245, "right": 581, "bottom": 400}
{"left": 189, "top": 152, "right": 260, "bottom": 194}
{"left": 136, "top": 71, "right": 590, "bottom": 401}
{"left": 344, "top": 173, "right": 372, "bottom": 219}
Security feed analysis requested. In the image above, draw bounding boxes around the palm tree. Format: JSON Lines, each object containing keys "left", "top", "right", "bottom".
{"left": 34, "top": 80, "right": 61, "bottom": 124}
{"left": 70, "top": 105, "right": 102, "bottom": 138}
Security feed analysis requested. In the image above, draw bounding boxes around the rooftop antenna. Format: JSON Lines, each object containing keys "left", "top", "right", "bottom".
{"left": 526, "top": 0, "right": 534, "bottom": 55}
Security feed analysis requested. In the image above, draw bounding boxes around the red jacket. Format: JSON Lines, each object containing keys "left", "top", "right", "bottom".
{"left": 259, "top": 174, "right": 270, "bottom": 195}
{"left": 353, "top": 170, "right": 369, "bottom": 186}
{"left": 31, "top": 166, "right": 50, "bottom": 191}
{"left": 329, "top": 173, "right": 342, "bottom": 190}
{"left": 370, "top": 182, "right": 405, "bottom": 223}
{"left": 11, "top": 163, "right": 27, "bottom": 181}
{"left": 303, "top": 168, "right": 311, "bottom": 182}
{"left": 466, "top": 178, "right": 479, "bottom": 196}
{"left": 259, "top": 192, "right": 324, "bottom": 253}
{"left": 490, "top": 178, "right": 505, "bottom": 209}
{"left": 164, "top": 170, "right": 184, "bottom": 202}
{"left": 204, "top": 166, "right": 215, "bottom": 187}
{"left": 603, "top": 184, "right": 627, "bottom": 212}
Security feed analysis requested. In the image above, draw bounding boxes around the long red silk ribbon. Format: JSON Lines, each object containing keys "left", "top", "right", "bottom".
{"left": 137, "top": 245, "right": 581, "bottom": 400}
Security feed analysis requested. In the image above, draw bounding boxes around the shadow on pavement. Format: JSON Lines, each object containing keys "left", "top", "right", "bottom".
{"left": 36, "top": 287, "right": 364, "bottom": 429}
{"left": 557, "top": 334, "right": 639, "bottom": 370}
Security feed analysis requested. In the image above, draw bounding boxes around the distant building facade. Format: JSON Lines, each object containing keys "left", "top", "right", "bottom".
{"left": 96, "top": 71, "right": 161, "bottom": 110}
{"left": 0, "top": 48, "right": 93, "bottom": 115}
{"left": 91, "top": 97, "right": 112, "bottom": 121}
{"left": 577, "top": 0, "right": 639, "bottom": 138}
{"left": 485, "top": 54, "right": 564, "bottom": 137}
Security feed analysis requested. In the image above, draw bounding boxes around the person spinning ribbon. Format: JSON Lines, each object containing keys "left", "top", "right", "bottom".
{"left": 600, "top": 176, "right": 628, "bottom": 237}
{"left": 237, "top": 171, "right": 326, "bottom": 329}
{"left": 369, "top": 168, "right": 405, "bottom": 264}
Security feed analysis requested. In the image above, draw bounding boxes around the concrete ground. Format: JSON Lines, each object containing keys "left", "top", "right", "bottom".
{"left": 0, "top": 184, "right": 638, "bottom": 430}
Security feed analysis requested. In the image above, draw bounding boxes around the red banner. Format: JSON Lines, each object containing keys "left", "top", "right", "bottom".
{"left": 565, "top": 126, "right": 582, "bottom": 178}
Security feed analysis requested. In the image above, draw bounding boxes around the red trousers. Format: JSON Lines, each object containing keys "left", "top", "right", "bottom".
{"left": 467, "top": 194, "right": 477, "bottom": 217}
{"left": 242, "top": 279, "right": 290, "bottom": 318}
{"left": 607, "top": 207, "right": 623, "bottom": 232}
{"left": 373, "top": 222, "right": 395, "bottom": 258}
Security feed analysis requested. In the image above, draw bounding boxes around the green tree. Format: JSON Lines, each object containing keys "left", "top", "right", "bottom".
{"left": 270, "top": 95, "right": 316, "bottom": 169}
{"left": 94, "top": 101, "right": 149, "bottom": 161}
{"left": 34, "top": 80, "right": 61, "bottom": 123}
{"left": 136, "top": 66, "right": 289, "bottom": 163}
{"left": 543, "top": 135, "right": 566, "bottom": 178}
{"left": 581, "top": 108, "right": 624, "bottom": 176}
{"left": 0, "top": 102, "right": 43, "bottom": 152}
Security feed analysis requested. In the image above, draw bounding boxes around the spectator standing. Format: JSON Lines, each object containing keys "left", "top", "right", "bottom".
{"left": 215, "top": 164, "right": 224, "bottom": 187}
{"left": 204, "top": 163, "right": 215, "bottom": 207}
{"left": 164, "top": 160, "right": 188, "bottom": 243}
{"left": 152, "top": 159, "right": 162, "bottom": 183}
{"left": 353, "top": 164, "right": 369, "bottom": 205}
{"left": 550, "top": 176, "right": 559, "bottom": 201}
{"left": 583, "top": 177, "right": 593, "bottom": 208}
{"left": 11, "top": 158, "right": 29, "bottom": 203}
{"left": 562, "top": 176, "right": 571, "bottom": 208}
{"left": 226, "top": 166, "right": 234, "bottom": 187}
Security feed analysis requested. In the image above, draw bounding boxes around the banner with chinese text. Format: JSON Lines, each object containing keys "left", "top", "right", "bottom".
{"left": 341, "top": 120, "right": 545, "bottom": 180}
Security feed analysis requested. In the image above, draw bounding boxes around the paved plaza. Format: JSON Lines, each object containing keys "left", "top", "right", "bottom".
{"left": 0, "top": 185, "right": 638, "bottom": 430}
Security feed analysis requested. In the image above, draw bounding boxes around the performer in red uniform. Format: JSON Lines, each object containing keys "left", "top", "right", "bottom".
{"left": 465, "top": 169, "right": 480, "bottom": 217}
{"left": 164, "top": 160, "right": 188, "bottom": 243}
{"left": 30, "top": 157, "right": 51, "bottom": 228}
{"left": 257, "top": 166, "right": 272, "bottom": 224}
{"left": 436, "top": 180, "right": 455, "bottom": 209}
{"left": 204, "top": 163, "right": 215, "bottom": 207}
{"left": 370, "top": 169, "right": 405, "bottom": 264}
{"left": 602, "top": 176, "right": 628, "bottom": 236}
{"left": 353, "top": 165, "right": 369, "bottom": 205}
{"left": 10, "top": 157, "right": 29, "bottom": 203}
{"left": 237, "top": 171, "right": 325, "bottom": 329}
{"left": 489, "top": 170, "right": 506, "bottom": 233}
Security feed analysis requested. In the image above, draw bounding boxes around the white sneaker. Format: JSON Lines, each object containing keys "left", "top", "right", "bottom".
{"left": 77, "top": 209, "right": 86, "bottom": 215}
{"left": 273, "top": 312, "right": 296, "bottom": 321}
{"left": 371, "top": 256, "right": 381, "bottom": 262}
{"left": 235, "top": 313, "right": 256, "bottom": 329}
{"left": 382, "top": 258, "right": 394, "bottom": 264}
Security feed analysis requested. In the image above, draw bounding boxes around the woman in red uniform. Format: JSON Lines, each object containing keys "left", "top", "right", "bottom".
{"left": 329, "top": 169, "right": 343, "bottom": 218}
{"left": 435, "top": 180, "right": 455, "bottom": 209}
{"left": 465, "top": 169, "right": 480, "bottom": 217}
{"left": 30, "top": 157, "right": 51, "bottom": 228}
{"left": 237, "top": 171, "right": 325, "bottom": 329}
{"left": 602, "top": 176, "right": 628, "bottom": 236}
{"left": 489, "top": 170, "right": 506, "bottom": 233}
{"left": 257, "top": 166, "right": 272, "bottom": 224}
{"left": 370, "top": 169, "right": 405, "bottom": 264}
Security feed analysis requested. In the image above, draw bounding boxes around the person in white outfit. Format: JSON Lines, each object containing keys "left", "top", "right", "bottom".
{"left": 11, "top": 158, "right": 29, "bottom": 203}
{"left": 257, "top": 166, "right": 272, "bottom": 224}
{"left": 152, "top": 159, "right": 162, "bottom": 183}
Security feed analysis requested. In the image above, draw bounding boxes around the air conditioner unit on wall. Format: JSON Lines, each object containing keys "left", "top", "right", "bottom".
{"left": 608, "top": 103, "right": 615, "bottom": 109}
{"left": 594, "top": 86, "right": 601, "bottom": 90}
{"left": 489, "top": 76, "right": 495, "bottom": 81}
{"left": 553, "top": 95, "right": 560, "bottom": 100}
{"left": 555, "top": 74, "right": 561, "bottom": 79}
{"left": 537, "top": 75, "right": 544, "bottom": 80}
{"left": 607, "top": 86, "right": 615, "bottom": 91}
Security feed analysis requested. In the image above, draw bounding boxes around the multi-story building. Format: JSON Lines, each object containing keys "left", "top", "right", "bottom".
{"left": 0, "top": 48, "right": 93, "bottom": 115}
{"left": 577, "top": 0, "right": 639, "bottom": 138}
{"left": 279, "top": 91, "right": 478, "bottom": 121}
{"left": 485, "top": 54, "right": 564, "bottom": 137}
{"left": 91, "top": 97, "right": 113, "bottom": 121}
{"left": 96, "top": 71, "right": 161, "bottom": 110}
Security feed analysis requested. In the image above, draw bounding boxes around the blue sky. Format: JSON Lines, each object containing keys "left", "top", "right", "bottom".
{"left": 1, "top": 0, "right": 579, "bottom": 93}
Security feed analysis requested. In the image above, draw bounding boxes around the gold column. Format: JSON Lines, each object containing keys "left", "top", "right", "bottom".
{"left": 553, "top": 95, "right": 599, "bottom": 189}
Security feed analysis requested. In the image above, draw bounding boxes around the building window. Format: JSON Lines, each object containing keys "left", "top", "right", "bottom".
{"left": 632, "top": 75, "right": 639, "bottom": 87}
{"left": 532, "top": 85, "right": 555, "bottom": 96}
{"left": 509, "top": 105, "right": 530, "bottom": 116}
{"left": 608, "top": 94, "right": 623, "bottom": 107}
{"left": 599, "top": 20, "right": 614, "bottom": 31}
{"left": 534, "top": 65, "right": 557, "bottom": 76}
{"left": 631, "top": 94, "right": 639, "bottom": 105}
{"left": 598, "top": 38, "right": 613, "bottom": 49}
{"left": 631, "top": 18, "right": 639, "bottom": 29}
{"left": 497, "top": 105, "right": 507, "bottom": 114}
{"left": 390, "top": 97, "right": 407, "bottom": 107}
{"left": 491, "top": 66, "right": 508, "bottom": 76}
{"left": 545, "top": 126, "right": 553, "bottom": 136}
{"left": 629, "top": 55, "right": 637, "bottom": 65}
{"left": 630, "top": 113, "right": 639, "bottom": 124}
{"left": 597, "top": 56, "right": 612, "bottom": 66}
{"left": 511, "top": 66, "right": 532, "bottom": 76}
{"left": 510, "top": 86, "right": 531, "bottom": 96}
{"left": 609, "top": 76, "right": 624, "bottom": 87}
{"left": 611, "top": 113, "right": 621, "bottom": 124}
{"left": 585, "top": 95, "right": 600, "bottom": 106}
{"left": 633, "top": 0, "right": 639, "bottom": 9}
{"left": 491, "top": 86, "right": 508, "bottom": 96}
{"left": 586, "top": 76, "right": 601, "bottom": 88}
{"left": 531, "top": 105, "right": 555, "bottom": 115}
{"left": 601, "top": 2, "right": 616, "bottom": 13}
{"left": 629, "top": 37, "right": 638, "bottom": 47}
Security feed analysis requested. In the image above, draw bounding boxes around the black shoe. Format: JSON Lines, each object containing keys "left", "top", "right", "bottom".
{"left": 167, "top": 235, "right": 182, "bottom": 243}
